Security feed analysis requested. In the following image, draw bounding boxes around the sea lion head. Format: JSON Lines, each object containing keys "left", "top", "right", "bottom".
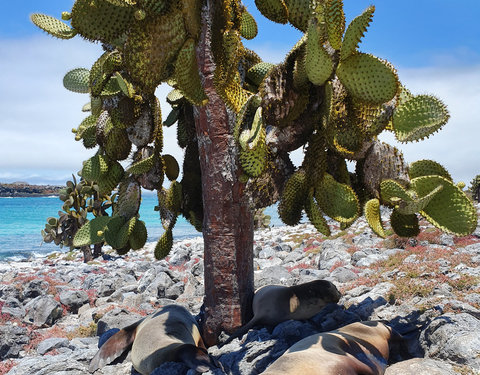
{"left": 294, "top": 279, "right": 341, "bottom": 303}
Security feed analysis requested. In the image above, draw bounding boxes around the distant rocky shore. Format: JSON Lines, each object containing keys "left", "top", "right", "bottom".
{"left": 1, "top": 206, "right": 480, "bottom": 374}
{"left": 0, "top": 183, "right": 62, "bottom": 197}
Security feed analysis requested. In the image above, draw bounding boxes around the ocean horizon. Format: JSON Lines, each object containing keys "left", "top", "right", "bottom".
{"left": 0, "top": 194, "right": 283, "bottom": 261}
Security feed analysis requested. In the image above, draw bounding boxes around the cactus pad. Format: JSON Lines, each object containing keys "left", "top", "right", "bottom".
{"left": 105, "top": 127, "right": 132, "bottom": 161}
{"left": 82, "top": 154, "right": 109, "bottom": 182}
{"left": 247, "top": 63, "right": 275, "bottom": 87}
{"left": 325, "top": 0, "right": 345, "bottom": 50}
{"left": 129, "top": 219, "right": 147, "bottom": 250}
{"left": 278, "top": 170, "right": 308, "bottom": 225}
{"left": 128, "top": 154, "right": 156, "bottom": 175}
{"left": 116, "top": 178, "right": 141, "bottom": 219}
{"left": 305, "top": 20, "right": 334, "bottom": 86}
{"left": 163, "top": 154, "right": 180, "bottom": 181}
{"left": 337, "top": 53, "right": 398, "bottom": 104}
{"left": 364, "top": 198, "right": 386, "bottom": 238}
{"left": 174, "top": 38, "right": 208, "bottom": 106}
{"left": 240, "top": 8, "right": 258, "bottom": 40}
{"left": 392, "top": 94, "right": 450, "bottom": 142}
{"left": 315, "top": 173, "right": 359, "bottom": 224}
{"left": 409, "top": 159, "right": 452, "bottom": 181}
{"left": 284, "top": 0, "right": 311, "bottom": 32}
{"left": 254, "top": 0, "right": 288, "bottom": 24}
{"left": 71, "top": 0, "right": 134, "bottom": 43}
{"left": 305, "top": 193, "right": 331, "bottom": 236}
{"left": 154, "top": 228, "right": 173, "bottom": 259}
{"left": 390, "top": 209, "right": 420, "bottom": 237}
{"left": 30, "top": 13, "right": 77, "bottom": 39}
{"left": 125, "top": 8, "right": 187, "bottom": 94}
{"left": 411, "top": 175, "right": 478, "bottom": 236}
{"left": 239, "top": 128, "right": 267, "bottom": 178}
{"left": 63, "top": 68, "right": 90, "bottom": 93}
{"left": 73, "top": 216, "right": 110, "bottom": 247}
{"left": 340, "top": 5, "right": 375, "bottom": 61}
{"left": 104, "top": 215, "right": 128, "bottom": 249}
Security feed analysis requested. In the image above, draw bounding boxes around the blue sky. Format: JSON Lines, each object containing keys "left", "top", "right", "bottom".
{"left": 0, "top": 1, "right": 479, "bottom": 185}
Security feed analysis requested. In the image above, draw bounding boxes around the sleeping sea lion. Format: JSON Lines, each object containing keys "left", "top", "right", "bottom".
{"left": 223, "top": 279, "right": 341, "bottom": 345}
{"left": 89, "top": 304, "right": 212, "bottom": 375}
{"left": 262, "top": 321, "right": 395, "bottom": 375}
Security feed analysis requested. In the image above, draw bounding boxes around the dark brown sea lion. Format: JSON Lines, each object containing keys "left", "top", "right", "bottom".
{"left": 262, "top": 321, "right": 395, "bottom": 375}
{"left": 224, "top": 279, "right": 341, "bottom": 344}
{"left": 89, "top": 304, "right": 212, "bottom": 375}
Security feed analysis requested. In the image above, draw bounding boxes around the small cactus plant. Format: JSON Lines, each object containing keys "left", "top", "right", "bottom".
{"left": 41, "top": 175, "right": 114, "bottom": 261}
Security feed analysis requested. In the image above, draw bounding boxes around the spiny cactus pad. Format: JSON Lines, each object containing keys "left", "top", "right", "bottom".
{"left": 247, "top": 63, "right": 275, "bottom": 87}
{"left": 174, "top": 38, "right": 208, "bottom": 106}
{"left": 63, "top": 68, "right": 90, "bottom": 93}
{"left": 129, "top": 219, "right": 147, "bottom": 250}
{"left": 278, "top": 170, "right": 308, "bottom": 226}
{"left": 254, "top": 0, "right": 288, "bottom": 24}
{"left": 340, "top": 5, "right": 375, "bottom": 61}
{"left": 392, "top": 94, "right": 450, "bottom": 142}
{"left": 315, "top": 173, "right": 359, "bottom": 224}
{"left": 71, "top": 0, "right": 134, "bottom": 43}
{"left": 411, "top": 175, "right": 478, "bottom": 236}
{"left": 240, "top": 8, "right": 258, "bottom": 40}
{"left": 305, "top": 20, "right": 334, "bottom": 86}
{"left": 390, "top": 209, "right": 420, "bottom": 237}
{"left": 154, "top": 229, "right": 173, "bottom": 260}
{"left": 117, "top": 178, "right": 141, "bottom": 219}
{"left": 337, "top": 53, "right": 398, "bottom": 105}
{"left": 30, "top": 14, "right": 77, "bottom": 39}
{"left": 305, "top": 193, "right": 331, "bottom": 236}
{"left": 364, "top": 198, "right": 386, "bottom": 238}
{"left": 284, "top": 0, "right": 311, "bottom": 32}
{"left": 409, "top": 159, "right": 452, "bottom": 181}
{"left": 325, "top": 0, "right": 345, "bottom": 51}
{"left": 73, "top": 216, "right": 110, "bottom": 247}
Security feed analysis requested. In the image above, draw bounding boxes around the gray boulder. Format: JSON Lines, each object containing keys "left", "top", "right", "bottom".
{"left": 36, "top": 337, "right": 70, "bottom": 355}
{"left": 0, "top": 325, "right": 29, "bottom": 359}
{"left": 59, "top": 290, "right": 90, "bottom": 313}
{"left": 385, "top": 358, "right": 457, "bottom": 375}
{"left": 23, "top": 295, "right": 63, "bottom": 326}
{"left": 420, "top": 313, "right": 480, "bottom": 369}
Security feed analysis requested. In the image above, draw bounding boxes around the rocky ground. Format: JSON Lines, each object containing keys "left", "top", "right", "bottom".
{"left": 1, "top": 206, "right": 480, "bottom": 375}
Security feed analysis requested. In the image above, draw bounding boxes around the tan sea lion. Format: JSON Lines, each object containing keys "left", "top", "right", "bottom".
{"left": 89, "top": 304, "right": 212, "bottom": 375}
{"left": 262, "top": 321, "right": 395, "bottom": 375}
{"left": 224, "top": 279, "right": 341, "bottom": 344}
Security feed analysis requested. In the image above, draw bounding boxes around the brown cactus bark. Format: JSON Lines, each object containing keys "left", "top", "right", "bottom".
{"left": 194, "top": 0, "right": 254, "bottom": 346}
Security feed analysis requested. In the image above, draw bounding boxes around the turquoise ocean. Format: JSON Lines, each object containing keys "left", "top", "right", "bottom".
{"left": 0, "top": 194, "right": 282, "bottom": 261}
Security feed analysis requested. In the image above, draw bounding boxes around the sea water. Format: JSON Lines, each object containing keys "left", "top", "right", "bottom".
{"left": 0, "top": 194, "right": 282, "bottom": 261}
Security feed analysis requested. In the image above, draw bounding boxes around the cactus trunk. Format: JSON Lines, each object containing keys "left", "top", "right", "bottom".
{"left": 195, "top": 0, "right": 254, "bottom": 346}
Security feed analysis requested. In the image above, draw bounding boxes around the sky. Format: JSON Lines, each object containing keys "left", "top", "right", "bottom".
{"left": 0, "top": 1, "right": 479, "bottom": 186}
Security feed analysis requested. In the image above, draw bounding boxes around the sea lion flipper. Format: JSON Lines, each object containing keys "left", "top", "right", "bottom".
{"left": 89, "top": 323, "right": 139, "bottom": 372}
{"left": 176, "top": 344, "right": 212, "bottom": 373}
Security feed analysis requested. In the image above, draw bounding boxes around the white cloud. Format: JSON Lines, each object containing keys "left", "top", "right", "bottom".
{"left": 1, "top": 36, "right": 479, "bottom": 187}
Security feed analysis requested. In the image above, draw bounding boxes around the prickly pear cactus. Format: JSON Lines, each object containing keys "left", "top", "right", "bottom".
{"left": 34, "top": 0, "right": 477, "bottom": 262}
{"left": 41, "top": 175, "right": 114, "bottom": 260}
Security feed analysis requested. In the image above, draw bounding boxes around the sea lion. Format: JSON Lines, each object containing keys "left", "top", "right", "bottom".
{"left": 89, "top": 304, "right": 212, "bottom": 375}
{"left": 262, "top": 321, "right": 395, "bottom": 375}
{"left": 223, "top": 279, "right": 341, "bottom": 344}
